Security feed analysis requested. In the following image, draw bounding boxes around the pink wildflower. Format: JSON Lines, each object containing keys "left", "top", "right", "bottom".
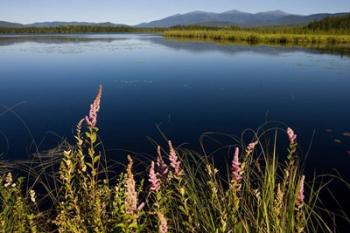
{"left": 158, "top": 212, "right": 168, "bottom": 233}
{"left": 245, "top": 140, "right": 258, "bottom": 155}
{"left": 296, "top": 175, "right": 305, "bottom": 210}
{"left": 168, "top": 140, "right": 181, "bottom": 176}
{"left": 148, "top": 161, "right": 161, "bottom": 192}
{"left": 125, "top": 155, "right": 138, "bottom": 215}
{"left": 85, "top": 85, "right": 102, "bottom": 128}
{"left": 156, "top": 145, "right": 168, "bottom": 178}
{"left": 287, "top": 127, "right": 297, "bottom": 145}
{"left": 231, "top": 147, "right": 242, "bottom": 182}
{"left": 137, "top": 202, "right": 145, "bottom": 211}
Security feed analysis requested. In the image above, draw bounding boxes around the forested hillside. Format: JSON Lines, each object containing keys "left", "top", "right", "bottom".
{"left": 306, "top": 13, "right": 350, "bottom": 32}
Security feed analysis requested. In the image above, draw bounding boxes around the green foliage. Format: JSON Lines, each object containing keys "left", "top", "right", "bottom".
{"left": 0, "top": 86, "right": 346, "bottom": 232}
{"left": 306, "top": 14, "right": 350, "bottom": 33}
{"left": 0, "top": 25, "right": 161, "bottom": 34}
{"left": 170, "top": 24, "right": 241, "bottom": 31}
{"left": 0, "top": 173, "right": 40, "bottom": 233}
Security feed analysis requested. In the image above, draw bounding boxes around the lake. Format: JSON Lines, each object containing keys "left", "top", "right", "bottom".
{"left": 0, "top": 33, "right": 350, "bottom": 179}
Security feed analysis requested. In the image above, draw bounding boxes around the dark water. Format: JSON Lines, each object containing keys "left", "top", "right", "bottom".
{"left": 0, "top": 34, "right": 350, "bottom": 177}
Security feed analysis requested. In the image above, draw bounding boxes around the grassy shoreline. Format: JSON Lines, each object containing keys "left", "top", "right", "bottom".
{"left": 163, "top": 29, "right": 350, "bottom": 45}
{"left": 164, "top": 36, "right": 350, "bottom": 57}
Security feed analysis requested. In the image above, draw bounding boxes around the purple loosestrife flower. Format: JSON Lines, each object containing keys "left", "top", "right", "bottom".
{"left": 158, "top": 212, "right": 168, "bottom": 233}
{"left": 137, "top": 202, "right": 145, "bottom": 211}
{"left": 156, "top": 145, "right": 169, "bottom": 178}
{"left": 148, "top": 161, "right": 161, "bottom": 193}
{"left": 85, "top": 85, "right": 102, "bottom": 128}
{"left": 287, "top": 127, "right": 297, "bottom": 145}
{"left": 245, "top": 140, "right": 258, "bottom": 155}
{"left": 296, "top": 175, "right": 305, "bottom": 210}
{"left": 125, "top": 155, "right": 138, "bottom": 215}
{"left": 231, "top": 147, "right": 242, "bottom": 183}
{"left": 168, "top": 140, "right": 181, "bottom": 177}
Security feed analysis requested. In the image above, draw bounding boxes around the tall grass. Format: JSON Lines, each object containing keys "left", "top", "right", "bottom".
{"left": 163, "top": 29, "right": 350, "bottom": 45}
{"left": 0, "top": 85, "right": 347, "bottom": 232}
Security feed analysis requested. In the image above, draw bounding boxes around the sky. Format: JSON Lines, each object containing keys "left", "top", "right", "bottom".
{"left": 1, "top": 0, "right": 350, "bottom": 25}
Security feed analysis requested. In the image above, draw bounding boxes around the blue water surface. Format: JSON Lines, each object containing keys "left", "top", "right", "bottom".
{"left": 0, "top": 34, "right": 349, "bottom": 178}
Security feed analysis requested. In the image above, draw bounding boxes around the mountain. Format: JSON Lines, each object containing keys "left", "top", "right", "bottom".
{"left": 137, "top": 10, "right": 349, "bottom": 27}
{"left": 255, "top": 10, "right": 289, "bottom": 17}
{"left": 136, "top": 11, "right": 218, "bottom": 28}
{"left": 0, "top": 21, "right": 128, "bottom": 28}
{"left": 0, "top": 21, "right": 23, "bottom": 28}
{"left": 1, "top": 11, "right": 349, "bottom": 29}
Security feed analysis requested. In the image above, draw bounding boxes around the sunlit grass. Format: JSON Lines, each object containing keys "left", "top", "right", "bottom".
{"left": 0, "top": 85, "right": 348, "bottom": 232}
{"left": 163, "top": 29, "right": 350, "bottom": 45}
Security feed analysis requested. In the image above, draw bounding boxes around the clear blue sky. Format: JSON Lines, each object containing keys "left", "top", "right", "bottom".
{"left": 1, "top": 0, "right": 350, "bottom": 25}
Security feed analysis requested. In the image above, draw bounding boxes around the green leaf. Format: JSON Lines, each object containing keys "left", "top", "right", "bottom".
{"left": 93, "top": 155, "right": 101, "bottom": 164}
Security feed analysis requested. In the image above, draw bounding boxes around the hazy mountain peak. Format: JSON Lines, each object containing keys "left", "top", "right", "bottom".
{"left": 221, "top": 9, "right": 248, "bottom": 14}
{"left": 137, "top": 9, "right": 345, "bottom": 28}
{"left": 187, "top": 10, "right": 212, "bottom": 15}
{"left": 256, "top": 10, "right": 289, "bottom": 16}
{"left": 0, "top": 21, "right": 129, "bottom": 28}
{"left": 0, "top": 20, "right": 23, "bottom": 28}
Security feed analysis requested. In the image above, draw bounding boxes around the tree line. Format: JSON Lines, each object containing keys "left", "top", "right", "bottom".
{"left": 306, "top": 13, "right": 350, "bottom": 32}
{"left": 0, "top": 25, "right": 152, "bottom": 34}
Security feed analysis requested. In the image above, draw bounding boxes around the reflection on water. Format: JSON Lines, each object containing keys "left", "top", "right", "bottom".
{"left": 0, "top": 35, "right": 119, "bottom": 46}
{"left": 0, "top": 34, "right": 349, "bottom": 180}
{"left": 159, "top": 37, "right": 350, "bottom": 57}
{"left": 1, "top": 34, "right": 350, "bottom": 56}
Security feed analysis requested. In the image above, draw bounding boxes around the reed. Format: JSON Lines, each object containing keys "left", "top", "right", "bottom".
{"left": 163, "top": 29, "right": 350, "bottom": 45}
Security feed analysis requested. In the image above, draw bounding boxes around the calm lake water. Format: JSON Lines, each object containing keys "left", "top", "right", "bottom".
{"left": 0, "top": 34, "right": 350, "bottom": 178}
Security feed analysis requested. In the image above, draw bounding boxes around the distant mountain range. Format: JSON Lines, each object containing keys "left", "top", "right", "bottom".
{"left": 0, "top": 21, "right": 128, "bottom": 28}
{"left": 1, "top": 10, "right": 349, "bottom": 28}
{"left": 0, "top": 21, "right": 23, "bottom": 28}
{"left": 137, "top": 10, "right": 349, "bottom": 27}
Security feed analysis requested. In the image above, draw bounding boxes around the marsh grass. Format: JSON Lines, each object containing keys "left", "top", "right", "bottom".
{"left": 0, "top": 86, "right": 348, "bottom": 232}
{"left": 163, "top": 29, "right": 350, "bottom": 46}
{"left": 164, "top": 36, "right": 350, "bottom": 56}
